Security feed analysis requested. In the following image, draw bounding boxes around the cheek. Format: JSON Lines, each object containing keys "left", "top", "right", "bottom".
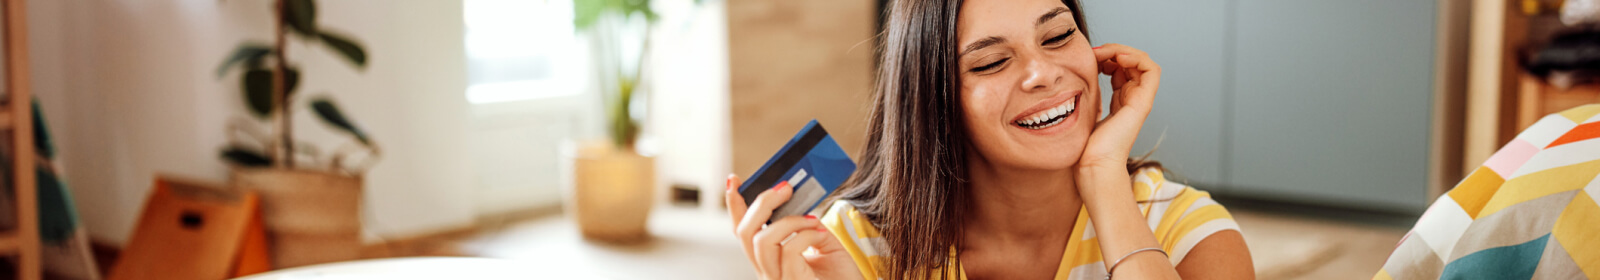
{"left": 1064, "top": 51, "right": 1101, "bottom": 117}
{"left": 959, "top": 82, "right": 1017, "bottom": 154}
{"left": 960, "top": 83, "right": 1008, "bottom": 128}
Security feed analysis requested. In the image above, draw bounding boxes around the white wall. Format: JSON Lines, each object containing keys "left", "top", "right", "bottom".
{"left": 463, "top": 0, "right": 730, "bottom": 215}
{"left": 643, "top": 0, "right": 729, "bottom": 211}
{"left": 28, "top": 0, "right": 476, "bottom": 245}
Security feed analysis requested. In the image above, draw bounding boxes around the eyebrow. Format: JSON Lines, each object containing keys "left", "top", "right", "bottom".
{"left": 960, "top": 7, "right": 1072, "bottom": 57}
{"left": 959, "top": 36, "right": 1005, "bottom": 57}
{"left": 1038, "top": 7, "right": 1070, "bottom": 26}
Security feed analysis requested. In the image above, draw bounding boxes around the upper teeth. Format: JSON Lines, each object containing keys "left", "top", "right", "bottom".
{"left": 1017, "top": 97, "right": 1076, "bottom": 126}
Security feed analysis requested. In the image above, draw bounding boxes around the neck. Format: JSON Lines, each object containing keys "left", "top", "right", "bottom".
{"left": 962, "top": 154, "right": 1082, "bottom": 243}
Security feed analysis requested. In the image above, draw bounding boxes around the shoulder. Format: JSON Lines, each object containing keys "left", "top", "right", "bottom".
{"left": 821, "top": 200, "right": 886, "bottom": 279}
{"left": 1129, "top": 168, "right": 1243, "bottom": 264}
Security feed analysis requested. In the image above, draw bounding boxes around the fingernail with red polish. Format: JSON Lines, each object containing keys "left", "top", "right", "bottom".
{"left": 726, "top": 175, "right": 736, "bottom": 191}
{"left": 805, "top": 215, "right": 817, "bottom": 220}
{"left": 772, "top": 181, "right": 789, "bottom": 191}
{"left": 1093, "top": 46, "right": 1103, "bottom": 50}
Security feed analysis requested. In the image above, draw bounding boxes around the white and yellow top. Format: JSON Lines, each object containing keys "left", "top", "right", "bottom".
{"left": 820, "top": 168, "right": 1241, "bottom": 280}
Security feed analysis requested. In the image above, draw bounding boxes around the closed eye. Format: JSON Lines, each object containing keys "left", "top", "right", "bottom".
{"left": 1043, "top": 28, "right": 1076, "bottom": 47}
{"left": 971, "top": 58, "right": 1009, "bottom": 73}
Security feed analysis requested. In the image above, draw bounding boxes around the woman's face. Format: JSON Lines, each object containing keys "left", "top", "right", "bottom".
{"left": 957, "top": 0, "right": 1100, "bottom": 171}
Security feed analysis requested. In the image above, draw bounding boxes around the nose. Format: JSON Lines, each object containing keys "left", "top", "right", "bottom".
{"left": 1019, "top": 56, "right": 1064, "bottom": 94}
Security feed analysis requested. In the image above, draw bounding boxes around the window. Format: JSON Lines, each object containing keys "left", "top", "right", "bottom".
{"left": 463, "top": 0, "right": 589, "bottom": 104}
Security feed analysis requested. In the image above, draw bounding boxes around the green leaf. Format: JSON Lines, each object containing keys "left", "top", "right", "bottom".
{"left": 221, "top": 146, "right": 273, "bottom": 167}
{"left": 284, "top": 0, "right": 318, "bottom": 37}
{"left": 623, "top": 0, "right": 658, "bottom": 22}
{"left": 241, "top": 67, "right": 299, "bottom": 118}
{"left": 318, "top": 31, "right": 368, "bottom": 68}
{"left": 573, "top": 0, "right": 658, "bottom": 30}
{"left": 573, "top": 0, "right": 608, "bottom": 30}
{"left": 310, "top": 97, "right": 371, "bottom": 145}
{"left": 243, "top": 69, "right": 275, "bottom": 118}
{"left": 216, "top": 44, "right": 272, "bottom": 77}
{"left": 284, "top": 67, "right": 301, "bottom": 95}
{"left": 608, "top": 76, "right": 638, "bottom": 148}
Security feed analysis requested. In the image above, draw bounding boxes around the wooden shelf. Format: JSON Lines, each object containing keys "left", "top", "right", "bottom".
{"left": 1463, "top": 0, "right": 1599, "bottom": 175}
{"left": 0, "top": 231, "right": 20, "bottom": 253}
{"left": 0, "top": 108, "right": 12, "bottom": 130}
{"left": 1, "top": 0, "right": 41, "bottom": 278}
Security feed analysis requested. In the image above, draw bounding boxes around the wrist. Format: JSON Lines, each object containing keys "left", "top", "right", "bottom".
{"left": 1074, "top": 165, "right": 1135, "bottom": 200}
{"left": 1076, "top": 159, "right": 1127, "bottom": 174}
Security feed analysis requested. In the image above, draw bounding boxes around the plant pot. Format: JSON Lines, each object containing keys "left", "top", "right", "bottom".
{"left": 231, "top": 168, "right": 363, "bottom": 268}
{"left": 565, "top": 142, "right": 656, "bottom": 243}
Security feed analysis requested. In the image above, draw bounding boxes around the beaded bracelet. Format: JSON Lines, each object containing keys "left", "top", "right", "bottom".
{"left": 1105, "top": 247, "right": 1169, "bottom": 280}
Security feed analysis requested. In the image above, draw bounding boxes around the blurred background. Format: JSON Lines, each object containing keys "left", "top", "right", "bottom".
{"left": 0, "top": 0, "right": 1586, "bottom": 279}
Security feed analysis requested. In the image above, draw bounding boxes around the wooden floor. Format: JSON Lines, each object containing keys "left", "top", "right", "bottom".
{"left": 80, "top": 203, "right": 1409, "bottom": 280}
{"left": 362, "top": 204, "right": 1408, "bottom": 280}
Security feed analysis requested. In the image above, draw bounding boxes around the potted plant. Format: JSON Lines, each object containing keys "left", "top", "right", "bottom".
{"left": 566, "top": 0, "right": 659, "bottom": 243}
{"left": 215, "top": 0, "right": 377, "bottom": 268}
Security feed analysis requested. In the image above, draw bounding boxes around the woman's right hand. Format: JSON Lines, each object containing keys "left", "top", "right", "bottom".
{"left": 725, "top": 175, "right": 864, "bottom": 280}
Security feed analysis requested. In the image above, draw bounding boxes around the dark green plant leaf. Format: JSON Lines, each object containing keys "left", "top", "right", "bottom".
{"left": 221, "top": 146, "right": 273, "bottom": 167}
{"left": 216, "top": 44, "right": 272, "bottom": 77}
{"left": 30, "top": 98, "right": 55, "bottom": 159}
{"left": 243, "top": 67, "right": 299, "bottom": 119}
{"left": 284, "top": 67, "right": 301, "bottom": 95}
{"left": 310, "top": 97, "right": 371, "bottom": 145}
{"left": 243, "top": 69, "right": 275, "bottom": 118}
{"left": 318, "top": 31, "right": 367, "bottom": 68}
{"left": 284, "top": 0, "right": 318, "bottom": 37}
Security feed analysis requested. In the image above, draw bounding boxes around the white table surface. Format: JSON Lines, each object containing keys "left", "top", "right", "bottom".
{"left": 232, "top": 257, "right": 602, "bottom": 280}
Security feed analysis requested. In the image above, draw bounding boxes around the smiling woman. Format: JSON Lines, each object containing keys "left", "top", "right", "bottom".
{"left": 722, "top": 0, "right": 1253, "bottom": 279}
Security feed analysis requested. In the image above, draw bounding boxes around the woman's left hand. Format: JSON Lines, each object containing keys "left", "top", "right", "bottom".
{"left": 1080, "top": 44, "right": 1161, "bottom": 169}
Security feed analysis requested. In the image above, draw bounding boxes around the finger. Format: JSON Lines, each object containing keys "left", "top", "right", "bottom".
{"left": 723, "top": 174, "right": 760, "bottom": 271}
{"left": 1113, "top": 65, "right": 1129, "bottom": 92}
{"left": 724, "top": 174, "right": 747, "bottom": 234}
{"left": 1098, "top": 59, "right": 1121, "bottom": 76}
{"left": 781, "top": 228, "right": 826, "bottom": 279}
{"left": 735, "top": 181, "right": 793, "bottom": 259}
{"left": 1092, "top": 43, "right": 1127, "bottom": 62}
{"left": 805, "top": 228, "right": 860, "bottom": 280}
{"left": 1134, "top": 57, "right": 1161, "bottom": 94}
{"left": 810, "top": 224, "right": 846, "bottom": 254}
{"left": 1092, "top": 43, "right": 1145, "bottom": 63}
{"left": 739, "top": 181, "right": 792, "bottom": 232}
{"left": 1114, "top": 52, "right": 1158, "bottom": 73}
{"left": 754, "top": 215, "right": 821, "bottom": 280}
{"left": 1110, "top": 87, "right": 1123, "bottom": 116}
{"left": 736, "top": 180, "right": 790, "bottom": 278}
{"left": 1111, "top": 54, "right": 1160, "bottom": 110}
{"left": 1113, "top": 52, "right": 1160, "bottom": 90}
{"left": 1094, "top": 44, "right": 1154, "bottom": 85}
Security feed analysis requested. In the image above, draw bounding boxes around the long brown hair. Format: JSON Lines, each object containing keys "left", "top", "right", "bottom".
{"left": 835, "top": 0, "right": 1155, "bottom": 278}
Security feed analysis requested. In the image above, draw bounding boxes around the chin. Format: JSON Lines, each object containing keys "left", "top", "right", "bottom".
{"left": 1015, "top": 141, "right": 1086, "bottom": 171}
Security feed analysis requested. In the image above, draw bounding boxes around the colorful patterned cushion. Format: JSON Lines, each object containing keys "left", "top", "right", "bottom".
{"left": 1375, "top": 104, "right": 1600, "bottom": 279}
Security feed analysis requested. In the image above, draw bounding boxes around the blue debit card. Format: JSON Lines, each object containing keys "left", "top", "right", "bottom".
{"left": 738, "top": 120, "right": 857, "bottom": 222}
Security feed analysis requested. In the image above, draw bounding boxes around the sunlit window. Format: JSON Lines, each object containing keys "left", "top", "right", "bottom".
{"left": 464, "top": 0, "right": 589, "bottom": 104}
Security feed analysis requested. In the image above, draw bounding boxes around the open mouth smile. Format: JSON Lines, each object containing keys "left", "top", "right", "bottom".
{"left": 1013, "top": 94, "right": 1078, "bottom": 130}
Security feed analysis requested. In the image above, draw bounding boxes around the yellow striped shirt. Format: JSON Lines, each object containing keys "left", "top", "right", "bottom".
{"left": 820, "top": 168, "right": 1240, "bottom": 279}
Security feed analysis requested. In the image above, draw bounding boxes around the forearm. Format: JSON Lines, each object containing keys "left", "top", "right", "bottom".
{"left": 1078, "top": 164, "right": 1179, "bottom": 280}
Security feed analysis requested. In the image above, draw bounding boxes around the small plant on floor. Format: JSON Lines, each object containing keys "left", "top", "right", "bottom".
{"left": 574, "top": 0, "right": 658, "bottom": 151}
{"left": 216, "top": 0, "right": 379, "bottom": 174}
